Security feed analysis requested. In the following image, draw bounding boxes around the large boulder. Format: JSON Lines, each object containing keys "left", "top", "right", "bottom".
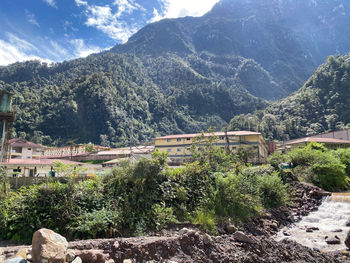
{"left": 345, "top": 231, "right": 350, "bottom": 249}
{"left": 31, "top": 228, "right": 68, "bottom": 263}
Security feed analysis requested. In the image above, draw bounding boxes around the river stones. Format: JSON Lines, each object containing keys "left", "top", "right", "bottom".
{"left": 346, "top": 217, "right": 350, "bottom": 227}
{"left": 325, "top": 236, "right": 341, "bottom": 245}
{"left": 345, "top": 231, "right": 350, "bottom": 249}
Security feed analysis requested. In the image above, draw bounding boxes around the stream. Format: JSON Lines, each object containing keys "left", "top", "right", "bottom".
{"left": 275, "top": 193, "right": 350, "bottom": 252}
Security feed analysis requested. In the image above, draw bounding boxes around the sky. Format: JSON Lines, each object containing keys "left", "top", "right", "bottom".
{"left": 0, "top": 0, "right": 220, "bottom": 66}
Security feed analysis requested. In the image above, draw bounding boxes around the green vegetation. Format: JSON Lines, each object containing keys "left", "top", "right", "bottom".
{"left": 0, "top": 146, "right": 289, "bottom": 243}
{"left": 0, "top": 52, "right": 267, "bottom": 148}
{"left": 229, "top": 54, "right": 350, "bottom": 141}
{"left": 269, "top": 142, "right": 350, "bottom": 191}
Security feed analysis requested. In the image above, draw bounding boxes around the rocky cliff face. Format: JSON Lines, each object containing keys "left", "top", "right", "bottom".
{"left": 112, "top": 0, "right": 350, "bottom": 99}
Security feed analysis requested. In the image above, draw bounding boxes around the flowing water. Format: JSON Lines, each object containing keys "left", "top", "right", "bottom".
{"left": 275, "top": 193, "right": 350, "bottom": 252}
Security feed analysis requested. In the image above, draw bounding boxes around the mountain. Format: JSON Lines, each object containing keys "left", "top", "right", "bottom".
{"left": 1, "top": 0, "right": 350, "bottom": 146}
{"left": 228, "top": 53, "right": 350, "bottom": 141}
{"left": 112, "top": 0, "right": 350, "bottom": 99}
{"left": 0, "top": 54, "right": 266, "bottom": 147}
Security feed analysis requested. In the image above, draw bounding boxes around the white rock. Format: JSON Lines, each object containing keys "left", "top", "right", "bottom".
{"left": 71, "top": 256, "right": 82, "bottom": 263}
{"left": 31, "top": 228, "right": 68, "bottom": 263}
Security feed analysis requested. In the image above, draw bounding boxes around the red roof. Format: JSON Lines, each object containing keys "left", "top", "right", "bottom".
{"left": 285, "top": 137, "right": 350, "bottom": 145}
{"left": 8, "top": 138, "right": 43, "bottom": 149}
{"left": 0, "top": 158, "right": 86, "bottom": 166}
{"left": 156, "top": 131, "right": 261, "bottom": 140}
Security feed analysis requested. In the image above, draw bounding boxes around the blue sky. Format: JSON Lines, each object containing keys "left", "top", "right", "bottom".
{"left": 0, "top": 0, "right": 220, "bottom": 65}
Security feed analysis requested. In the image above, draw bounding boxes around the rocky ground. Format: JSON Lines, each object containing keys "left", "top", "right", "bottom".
{"left": 1, "top": 181, "right": 350, "bottom": 263}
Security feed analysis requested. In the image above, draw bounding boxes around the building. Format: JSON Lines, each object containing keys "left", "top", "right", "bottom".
{"left": 0, "top": 90, "right": 15, "bottom": 162}
{"left": 0, "top": 158, "right": 101, "bottom": 177}
{"left": 154, "top": 131, "right": 268, "bottom": 163}
{"left": 309, "top": 128, "right": 350, "bottom": 141}
{"left": 43, "top": 144, "right": 110, "bottom": 158}
{"left": 280, "top": 137, "right": 350, "bottom": 152}
{"left": 8, "top": 138, "right": 44, "bottom": 159}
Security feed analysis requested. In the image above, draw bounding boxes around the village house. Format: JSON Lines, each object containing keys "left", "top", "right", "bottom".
{"left": 8, "top": 138, "right": 44, "bottom": 159}
{"left": 279, "top": 137, "right": 350, "bottom": 152}
{"left": 154, "top": 131, "right": 268, "bottom": 164}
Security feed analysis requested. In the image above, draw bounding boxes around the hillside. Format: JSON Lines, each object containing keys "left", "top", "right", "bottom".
{"left": 229, "top": 53, "right": 350, "bottom": 141}
{"left": 0, "top": 54, "right": 266, "bottom": 147}
{"left": 113, "top": 0, "right": 350, "bottom": 98}
{"left": 0, "top": 0, "right": 350, "bottom": 145}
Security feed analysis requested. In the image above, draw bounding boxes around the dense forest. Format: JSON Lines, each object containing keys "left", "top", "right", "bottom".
{"left": 0, "top": 54, "right": 266, "bottom": 147}
{"left": 229, "top": 54, "right": 350, "bottom": 141}
{"left": 0, "top": 0, "right": 350, "bottom": 146}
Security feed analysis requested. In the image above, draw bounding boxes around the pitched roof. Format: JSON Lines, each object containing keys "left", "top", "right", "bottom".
{"left": 285, "top": 137, "right": 350, "bottom": 145}
{"left": 8, "top": 138, "right": 43, "bottom": 149}
{"left": 155, "top": 131, "right": 261, "bottom": 140}
{"left": 0, "top": 158, "right": 87, "bottom": 166}
{"left": 98, "top": 145, "right": 155, "bottom": 156}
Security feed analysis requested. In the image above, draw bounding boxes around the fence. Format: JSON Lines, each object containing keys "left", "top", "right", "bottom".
{"left": 8, "top": 176, "right": 89, "bottom": 190}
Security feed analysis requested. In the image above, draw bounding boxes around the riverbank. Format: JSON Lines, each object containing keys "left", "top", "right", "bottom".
{"left": 2, "top": 181, "right": 348, "bottom": 262}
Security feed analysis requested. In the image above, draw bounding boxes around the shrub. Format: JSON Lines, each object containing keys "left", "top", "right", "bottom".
{"left": 256, "top": 172, "right": 289, "bottom": 208}
{"left": 151, "top": 203, "right": 178, "bottom": 231}
{"left": 68, "top": 208, "right": 120, "bottom": 239}
{"left": 311, "top": 152, "right": 347, "bottom": 191}
{"left": 213, "top": 173, "right": 261, "bottom": 221}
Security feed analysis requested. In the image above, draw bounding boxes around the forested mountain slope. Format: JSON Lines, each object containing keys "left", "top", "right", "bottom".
{"left": 1, "top": 0, "right": 350, "bottom": 145}
{"left": 0, "top": 54, "right": 266, "bottom": 146}
{"left": 112, "top": 0, "right": 350, "bottom": 98}
{"left": 229, "top": 54, "right": 350, "bottom": 141}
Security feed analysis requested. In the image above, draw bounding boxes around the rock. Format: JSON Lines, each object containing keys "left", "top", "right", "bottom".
{"left": 0, "top": 248, "right": 3, "bottom": 256}
{"left": 341, "top": 251, "right": 350, "bottom": 256}
{"left": 306, "top": 228, "right": 313, "bottom": 233}
{"left": 31, "top": 228, "right": 68, "bottom": 263}
{"left": 0, "top": 256, "right": 5, "bottom": 263}
{"left": 71, "top": 256, "right": 82, "bottom": 263}
{"left": 226, "top": 224, "right": 236, "bottom": 234}
{"left": 345, "top": 231, "right": 350, "bottom": 249}
{"left": 123, "top": 260, "right": 133, "bottom": 263}
{"left": 75, "top": 249, "right": 107, "bottom": 263}
{"left": 66, "top": 249, "right": 76, "bottom": 262}
{"left": 202, "top": 233, "right": 213, "bottom": 245}
{"left": 326, "top": 236, "right": 341, "bottom": 245}
{"left": 4, "top": 257, "right": 27, "bottom": 263}
{"left": 233, "top": 231, "right": 254, "bottom": 244}
{"left": 15, "top": 249, "right": 27, "bottom": 260}
{"left": 179, "top": 228, "right": 188, "bottom": 235}
{"left": 346, "top": 217, "right": 350, "bottom": 227}
{"left": 283, "top": 231, "right": 290, "bottom": 236}
{"left": 312, "top": 247, "right": 320, "bottom": 253}
{"left": 331, "top": 229, "right": 343, "bottom": 232}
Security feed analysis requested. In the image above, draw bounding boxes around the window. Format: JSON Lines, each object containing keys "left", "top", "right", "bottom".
{"left": 27, "top": 148, "right": 31, "bottom": 150}
{"left": 231, "top": 136, "right": 236, "bottom": 140}
{"left": 220, "top": 136, "right": 224, "bottom": 140}
{"left": 167, "top": 149, "right": 172, "bottom": 152}
{"left": 186, "top": 138, "right": 191, "bottom": 141}
{"left": 167, "top": 139, "right": 171, "bottom": 142}
{"left": 177, "top": 148, "right": 182, "bottom": 152}
{"left": 177, "top": 138, "right": 181, "bottom": 142}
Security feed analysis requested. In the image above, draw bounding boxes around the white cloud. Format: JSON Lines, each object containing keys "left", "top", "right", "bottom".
{"left": 42, "top": 0, "right": 57, "bottom": 8}
{"left": 113, "top": 0, "right": 145, "bottom": 16}
{"left": 70, "top": 39, "right": 102, "bottom": 57}
{"left": 75, "top": 0, "right": 87, "bottom": 7}
{"left": 78, "top": 2, "right": 141, "bottom": 42}
{"left": 25, "top": 10, "right": 40, "bottom": 27}
{"left": 0, "top": 34, "right": 49, "bottom": 66}
{"left": 151, "top": 0, "right": 220, "bottom": 21}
